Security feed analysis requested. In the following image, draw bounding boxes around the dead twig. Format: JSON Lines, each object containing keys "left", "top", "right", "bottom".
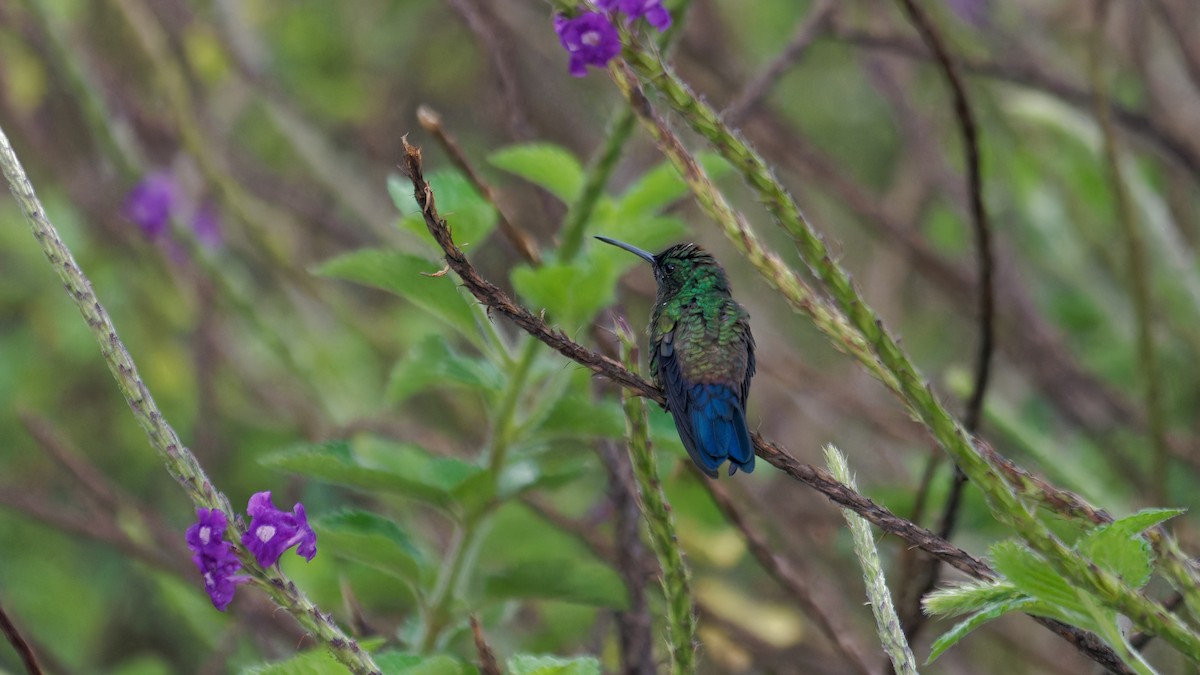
{"left": 417, "top": 105, "right": 542, "bottom": 265}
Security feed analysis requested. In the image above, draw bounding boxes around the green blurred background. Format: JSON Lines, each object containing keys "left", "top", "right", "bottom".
{"left": 3, "top": 0, "right": 1200, "bottom": 672}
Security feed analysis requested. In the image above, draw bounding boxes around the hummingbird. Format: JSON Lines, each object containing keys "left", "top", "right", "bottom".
{"left": 596, "top": 236, "right": 756, "bottom": 477}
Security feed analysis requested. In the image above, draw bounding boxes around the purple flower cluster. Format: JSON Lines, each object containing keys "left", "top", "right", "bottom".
{"left": 123, "top": 171, "right": 223, "bottom": 249}
{"left": 184, "top": 492, "right": 318, "bottom": 611}
{"left": 553, "top": 0, "right": 671, "bottom": 77}
{"left": 598, "top": 0, "right": 672, "bottom": 31}
{"left": 241, "top": 491, "right": 318, "bottom": 567}
{"left": 185, "top": 509, "right": 248, "bottom": 611}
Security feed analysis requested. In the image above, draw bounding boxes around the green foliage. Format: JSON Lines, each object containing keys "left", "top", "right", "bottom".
{"left": 315, "top": 249, "right": 480, "bottom": 344}
{"left": 386, "top": 335, "right": 504, "bottom": 404}
{"left": 484, "top": 558, "right": 630, "bottom": 609}
{"left": 261, "top": 439, "right": 485, "bottom": 513}
{"left": 613, "top": 153, "right": 732, "bottom": 218}
{"left": 927, "top": 509, "right": 1185, "bottom": 666}
{"left": 313, "top": 510, "right": 430, "bottom": 585}
{"left": 243, "top": 649, "right": 472, "bottom": 675}
{"left": 505, "top": 655, "right": 600, "bottom": 675}
{"left": 390, "top": 170, "right": 498, "bottom": 250}
{"left": 489, "top": 143, "right": 585, "bottom": 203}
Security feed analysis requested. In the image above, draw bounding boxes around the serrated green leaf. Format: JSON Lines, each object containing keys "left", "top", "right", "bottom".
{"left": 261, "top": 440, "right": 484, "bottom": 510}
{"left": 485, "top": 558, "right": 629, "bottom": 609}
{"left": 489, "top": 143, "right": 583, "bottom": 203}
{"left": 510, "top": 259, "right": 617, "bottom": 331}
{"left": 923, "top": 579, "right": 1023, "bottom": 618}
{"left": 1074, "top": 509, "right": 1182, "bottom": 588}
{"left": 376, "top": 652, "right": 473, "bottom": 675}
{"left": 391, "top": 170, "right": 497, "bottom": 250}
{"left": 316, "top": 249, "right": 479, "bottom": 342}
{"left": 615, "top": 153, "right": 732, "bottom": 218}
{"left": 313, "top": 510, "right": 429, "bottom": 583}
{"left": 927, "top": 597, "right": 1037, "bottom": 664}
{"left": 989, "top": 541, "right": 1087, "bottom": 621}
{"left": 387, "top": 335, "right": 504, "bottom": 403}
{"left": 1096, "top": 508, "right": 1185, "bottom": 541}
{"left": 506, "top": 654, "right": 601, "bottom": 675}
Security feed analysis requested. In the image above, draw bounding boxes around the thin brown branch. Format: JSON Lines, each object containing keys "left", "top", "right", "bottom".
{"left": 890, "top": 0, "right": 997, "bottom": 647}
{"left": 826, "top": 22, "right": 1200, "bottom": 179}
{"left": 469, "top": 615, "right": 502, "bottom": 675}
{"left": 1150, "top": 0, "right": 1200, "bottom": 95}
{"left": 441, "top": 0, "right": 535, "bottom": 141}
{"left": 0, "top": 600, "right": 42, "bottom": 675}
{"left": 417, "top": 105, "right": 542, "bottom": 265}
{"left": 399, "top": 137, "right": 1132, "bottom": 674}
{"left": 723, "top": 0, "right": 836, "bottom": 124}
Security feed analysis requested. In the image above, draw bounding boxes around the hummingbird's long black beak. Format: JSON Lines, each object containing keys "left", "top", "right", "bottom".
{"left": 594, "top": 236, "right": 655, "bottom": 264}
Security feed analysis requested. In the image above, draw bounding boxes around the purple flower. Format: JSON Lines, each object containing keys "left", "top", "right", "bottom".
{"left": 597, "top": 0, "right": 672, "bottom": 31}
{"left": 123, "top": 172, "right": 178, "bottom": 240}
{"left": 185, "top": 509, "right": 249, "bottom": 611}
{"left": 191, "top": 202, "right": 223, "bottom": 249}
{"left": 554, "top": 12, "right": 621, "bottom": 77}
{"left": 241, "top": 491, "right": 318, "bottom": 567}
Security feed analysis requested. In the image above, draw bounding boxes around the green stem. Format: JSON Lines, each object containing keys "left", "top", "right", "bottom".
{"left": 558, "top": 108, "right": 637, "bottom": 262}
{"left": 615, "top": 325, "right": 696, "bottom": 675}
{"left": 556, "top": 0, "right": 692, "bottom": 263}
{"left": 0, "top": 124, "right": 381, "bottom": 675}
{"left": 419, "top": 337, "right": 540, "bottom": 651}
{"left": 613, "top": 33, "right": 1200, "bottom": 662}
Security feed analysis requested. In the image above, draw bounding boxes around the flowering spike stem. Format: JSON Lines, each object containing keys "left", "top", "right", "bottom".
{"left": 609, "top": 34, "right": 1200, "bottom": 663}
{"left": 825, "top": 445, "right": 919, "bottom": 675}
{"left": 557, "top": 0, "right": 691, "bottom": 263}
{"left": 615, "top": 322, "right": 696, "bottom": 675}
{"left": 0, "top": 124, "right": 382, "bottom": 675}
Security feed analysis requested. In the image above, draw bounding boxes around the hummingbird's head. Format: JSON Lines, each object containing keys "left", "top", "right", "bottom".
{"left": 594, "top": 237, "right": 727, "bottom": 299}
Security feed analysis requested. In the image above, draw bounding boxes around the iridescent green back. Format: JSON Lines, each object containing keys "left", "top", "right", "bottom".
{"left": 648, "top": 244, "right": 755, "bottom": 397}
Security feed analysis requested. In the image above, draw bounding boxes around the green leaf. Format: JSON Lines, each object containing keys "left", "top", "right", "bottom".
{"left": 242, "top": 649, "right": 344, "bottom": 675}
{"left": 313, "top": 510, "right": 429, "bottom": 583}
{"left": 387, "top": 335, "right": 504, "bottom": 403}
{"left": 485, "top": 558, "right": 629, "bottom": 609}
{"left": 510, "top": 259, "right": 616, "bottom": 331}
{"left": 261, "top": 440, "right": 485, "bottom": 510}
{"left": 615, "top": 153, "right": 732, "bottom": 218}
{"left": 533, "top": 395, "right": 626, "bottom": 440}
{"left": 505, "top": 655, "right": 601, "bottom": 675}
{"left": 489, "top": 143, "right": 583, "bottom": 203}
{"left": 923, "top": 579, "right": 1023, "bottom": 618}
{"left": 989, "top": 540, "right": 1087, "bottom": 622}
{"left": 1075, "top": 509, "right": 1182, "bottom": 587}
{"left": 376, "top": 652, "right": 474, "bottom": 675}
{"left": 927, "top": 597, "right": 1037, "bottom": 664}
{"left": 496, "top": 459, "right": 586, "bottom": 500}
{"left": 316, "top": 249, "right": 479, "bottom": 342}
{"left": 1094, "top": 508, "right": 1184, "bottom": 541}
{"left": 391, "top": 170, "right": 497, "bottom": 249}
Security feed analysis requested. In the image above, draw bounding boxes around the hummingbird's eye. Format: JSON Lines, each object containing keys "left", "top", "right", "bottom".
{"left": 666, "top": 264, "right": 677, "bottom": 273}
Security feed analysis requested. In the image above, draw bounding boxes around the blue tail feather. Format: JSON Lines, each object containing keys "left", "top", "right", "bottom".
{"left": 675, "top": 383, "right": 755, "bottom": 477}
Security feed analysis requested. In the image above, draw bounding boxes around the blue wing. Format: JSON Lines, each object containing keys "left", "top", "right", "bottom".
{"left": 657, "top": 327, "right": 755, "bottom": 477}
